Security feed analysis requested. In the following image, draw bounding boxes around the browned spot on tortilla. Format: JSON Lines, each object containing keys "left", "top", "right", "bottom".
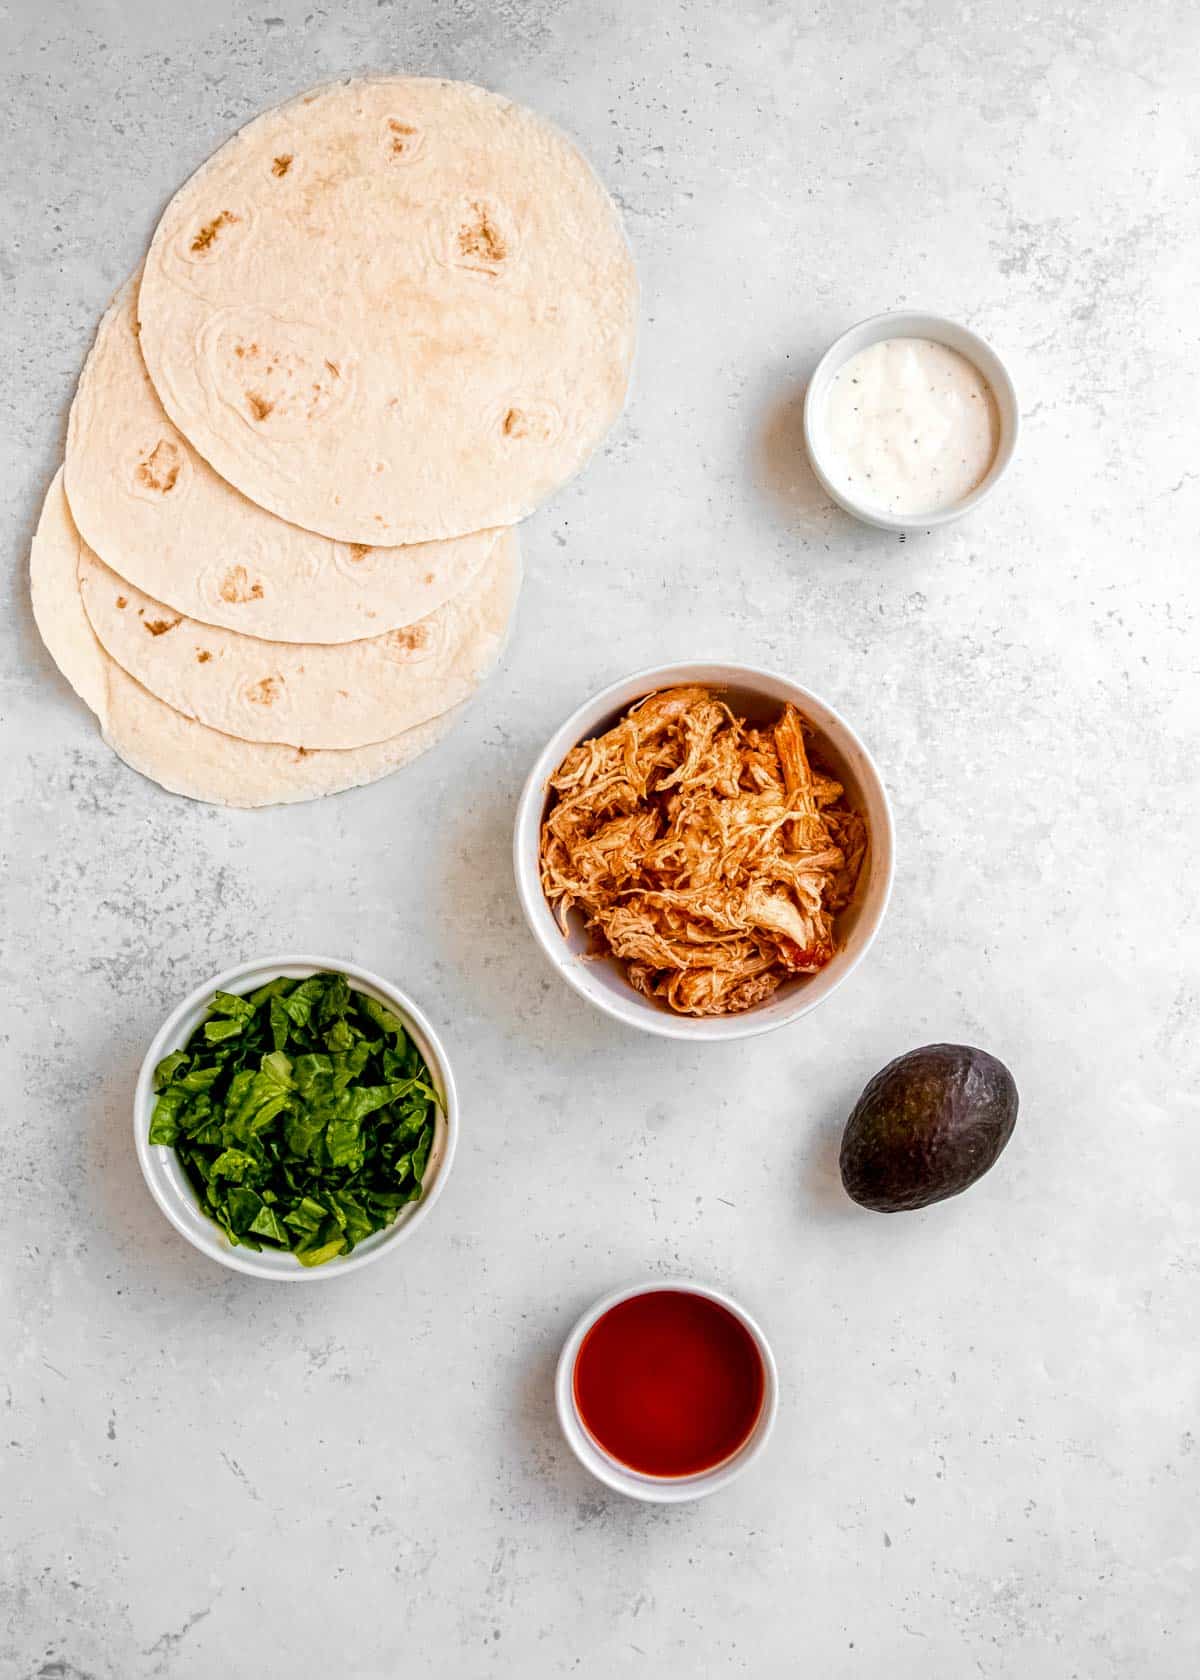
{"left": 190, "top": 210, "right": 239, "bottom": 253}
{"left": 295, "top": 746, "right": 312, "bottom": 758}
{"left": 424, "top": 573, "right": 434, "bottom": 585}
{"left": 116, "top": 595, "right": 128, "bottom": 609}
{"left": 500, "top": 404, "right": 556, "bottom": 443}
{"left": 387, "top": 119, "right": 419, "bottom": 157}
{"left": 247, "top": 676, "right": 282, "bottom": 706}
{"left": 347, "top": 543, "right": 372, "bottom": 563}
{"left": 272, "top": 154, "right": 293, "bottom": 177}
{"left": 218, "top": 566, "right": 264, "bottom": 604}
{"left": 324, "top": 359, "right": 341, "bottom": 379}
{"left": 458, "top": 202, "right": 507, "bottom": 265}
{"left": 246, "top": 392, "right": 274, "bottom": 421}
{"left": 391, "top": 623, "right": 429, "bottom": 652}
{"left": 144, "top": 616, "right": 182, "bottom": 637}
{"left": 197, "top": 650, "right": 212, "bottom": 663}
{"left": 136, "top": 438, "right": 182, "bottom": 494}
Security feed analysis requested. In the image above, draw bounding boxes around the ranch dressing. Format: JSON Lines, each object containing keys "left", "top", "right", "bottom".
{"left": 821, "top": 337, "right": 1000, "bottom": 516}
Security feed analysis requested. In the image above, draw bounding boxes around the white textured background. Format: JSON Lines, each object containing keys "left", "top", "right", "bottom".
{"left": 2, "top": 2, "right": 1197, "bottom": 1675}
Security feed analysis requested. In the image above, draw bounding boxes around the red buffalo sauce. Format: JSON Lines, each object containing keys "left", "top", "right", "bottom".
{"left": 572, "top": 1290, "right": 765, "bottom": 1477}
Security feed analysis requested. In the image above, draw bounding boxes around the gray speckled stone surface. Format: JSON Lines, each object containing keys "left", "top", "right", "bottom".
{"left": 2, "top": 1, "right": 1197, "bottom": 1674}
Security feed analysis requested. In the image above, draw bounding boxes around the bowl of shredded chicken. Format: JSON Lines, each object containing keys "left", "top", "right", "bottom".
{"left": 516, "top": 667, "right": 893, "bottom": 1039}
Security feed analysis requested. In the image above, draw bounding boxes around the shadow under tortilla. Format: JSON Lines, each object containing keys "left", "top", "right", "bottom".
{"left": 18, "top": 460, "right": 74, "bottom": 701}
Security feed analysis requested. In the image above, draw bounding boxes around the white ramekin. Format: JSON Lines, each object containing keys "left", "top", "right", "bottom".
{"left": 513, "top": 661, "right": 894, "bottom": 1041}
{"left": 802, "top": 309, "right": 1019, "bottom": 531}
{"left": 555, "top": 1279, "right": 779, "bottom": 1503}
{"left": 133, "top": 954, "right": 458, "bottom": 1280}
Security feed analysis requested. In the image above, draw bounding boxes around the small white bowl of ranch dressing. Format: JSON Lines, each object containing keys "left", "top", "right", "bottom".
{"left": 802, "top": 311, "right": 1018, "bottom": 531}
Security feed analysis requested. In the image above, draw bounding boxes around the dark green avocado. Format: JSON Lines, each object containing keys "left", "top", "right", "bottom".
{"left": 839, "top": 1044, "right": 1018, "bottom": 1212}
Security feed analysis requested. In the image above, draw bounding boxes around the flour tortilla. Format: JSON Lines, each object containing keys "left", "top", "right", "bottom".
{"left": 137, "top": 76, "right": 637, "bottom": 544}
{"left": 31, "top": 472, "right": 472, "bottom": 808}
{"left": 78, "top": 521, "right": 519, "bottom": 750}
{"left": 65, "top": 277, "right": 501, "bottom": 643}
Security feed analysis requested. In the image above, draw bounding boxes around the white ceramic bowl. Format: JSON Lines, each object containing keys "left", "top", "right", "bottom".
{"left": 134, "top": 955, "right": 458, "bottom": 1280}
{"left": 555, "top": 1279, "right": 779, "bottom": 1503}
{"left": 513, "top": 662, "right": 894, "bottom": 1041}
{"left": 802, "top": 309, "right": 1019, "bottom": 531}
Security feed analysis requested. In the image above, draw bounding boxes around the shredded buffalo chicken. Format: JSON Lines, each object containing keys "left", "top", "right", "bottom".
{"left": 538, "top": 687, "right": 868, "bottom": 1016}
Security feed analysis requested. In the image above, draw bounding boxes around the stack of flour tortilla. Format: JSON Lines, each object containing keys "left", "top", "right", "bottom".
{"left": 31, "top": 77, "right": 636, "bottom": 807}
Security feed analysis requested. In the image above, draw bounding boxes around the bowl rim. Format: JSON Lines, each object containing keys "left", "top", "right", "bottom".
{"left": 801, "top": 308, "right": 1020, "bottom": 532}
{"left": 513, "top": 660, "right": 895, "bottom": 1041}
{"left": 554, "top": 1278, "right": 780, "bottom": 1503}
{"left": 133, "top": 953, "right": 459, "bottom": 1281}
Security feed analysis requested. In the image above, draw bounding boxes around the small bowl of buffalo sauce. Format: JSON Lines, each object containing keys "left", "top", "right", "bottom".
{"left": 555, "top": 1281, "right": 779, "bottom": 1502}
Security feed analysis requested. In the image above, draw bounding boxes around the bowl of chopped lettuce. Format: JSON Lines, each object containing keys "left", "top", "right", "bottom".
{"left": 134, "top": 956, "right": 458, "bottom": 1278}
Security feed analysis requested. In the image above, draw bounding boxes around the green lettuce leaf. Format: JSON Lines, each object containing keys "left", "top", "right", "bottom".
{"left": 148, "top": 971, "right": 438, "bottom": 1267}
{"left": 153, "top": 1050, "right": 189, "bottom": 1091}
